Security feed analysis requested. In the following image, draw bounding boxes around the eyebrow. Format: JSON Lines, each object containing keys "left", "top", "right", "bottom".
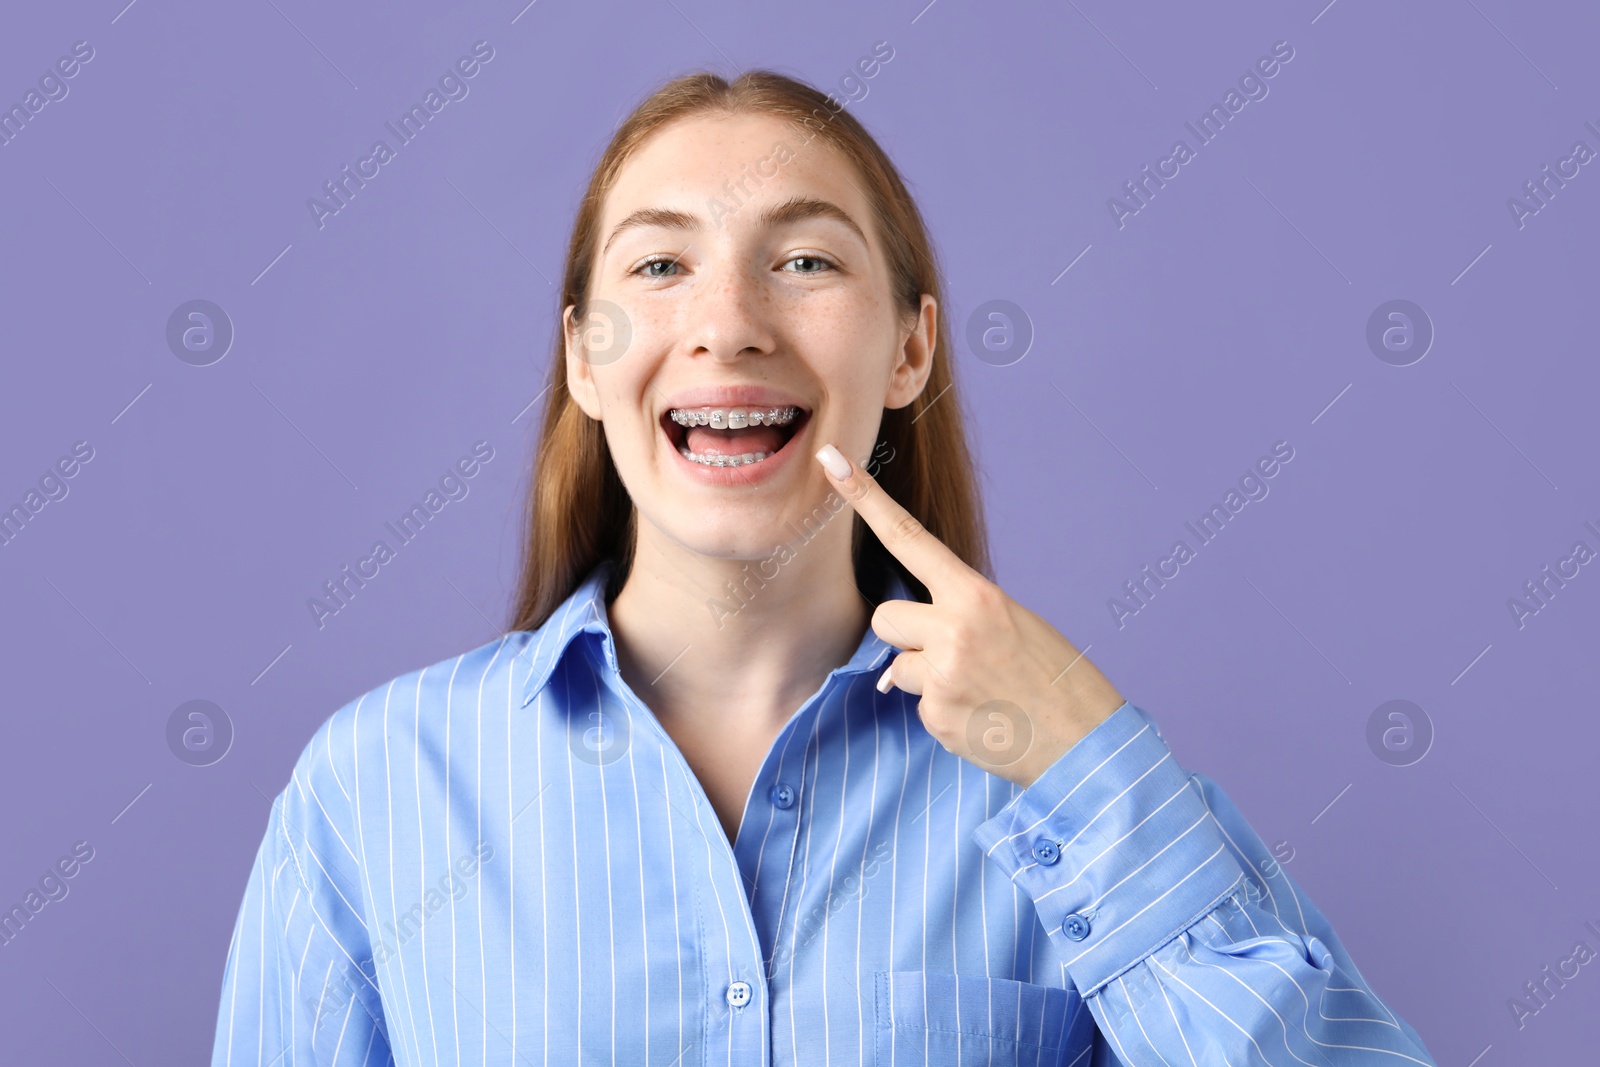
{"left": 600, "top": 195, "right": 870, "bottom": 257}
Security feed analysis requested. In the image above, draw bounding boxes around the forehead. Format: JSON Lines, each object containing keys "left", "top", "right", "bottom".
{"left": 600, "top": 111, "right": 875, "bottom": 245}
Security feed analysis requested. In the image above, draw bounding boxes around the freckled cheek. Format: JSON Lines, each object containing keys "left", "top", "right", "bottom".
{"left": 623, "top": 298, "right": 672, "bottom": 332}
{"left": 813, "top": 306, "right": 897, "bottom": 445}
{"left": 801, "top": 306, "right": 886, "bottom": 378}
{"left": 587, "top": 361, "right": 658, "bottom": 444}
{"left": 790, "top": 288, "right": 876, "bottom": 334}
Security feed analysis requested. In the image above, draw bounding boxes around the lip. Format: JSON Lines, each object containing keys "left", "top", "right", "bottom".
{"left": 657, "top": 385, "right": 813, "bottom": 488}
{"left": 657, "top": 385, "right": 812, "bottom": 416}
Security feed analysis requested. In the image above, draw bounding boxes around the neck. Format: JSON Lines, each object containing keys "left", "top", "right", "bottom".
{"left": 607, "top": 529, "right": 871, "bottom": 733}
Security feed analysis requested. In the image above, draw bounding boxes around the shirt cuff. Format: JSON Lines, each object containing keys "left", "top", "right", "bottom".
{"left": 971, "top": 700, "right": 1246, "bottom": 998}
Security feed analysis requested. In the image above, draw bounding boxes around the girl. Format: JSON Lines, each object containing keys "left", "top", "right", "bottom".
{"left": 211, "top": 70, "right": 1436, "bottom": 1066}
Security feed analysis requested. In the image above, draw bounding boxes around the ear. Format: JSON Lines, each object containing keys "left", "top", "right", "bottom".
{"left": 564, "top": 303, "right": 603, "bottom": 420}
{"left": 885, "top": 293, "right": 937, "bottom": 411}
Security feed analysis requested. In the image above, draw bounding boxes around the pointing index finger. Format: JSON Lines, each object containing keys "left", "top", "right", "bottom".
{"left": 815, "top": 442, "right": 971, "bottom": 599}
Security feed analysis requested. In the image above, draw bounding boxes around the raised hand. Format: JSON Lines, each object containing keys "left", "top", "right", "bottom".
{"left": 815, "top": 443, "right": 1126, "bottom": 789}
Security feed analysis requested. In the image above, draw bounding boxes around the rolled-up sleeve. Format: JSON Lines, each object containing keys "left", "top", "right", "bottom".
{"left": 211, "top": 773, "right": 392, "bottom": 1066}
{"left": 973, "top": 701, "right": 1437, "bottom": 1065}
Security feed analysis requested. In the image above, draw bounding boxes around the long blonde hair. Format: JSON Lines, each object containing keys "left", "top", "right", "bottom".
{"left": 507, "top": 69, "right": 990, "bottom": 632}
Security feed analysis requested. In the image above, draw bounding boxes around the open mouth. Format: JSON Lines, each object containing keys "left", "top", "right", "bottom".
{"left": 660, "top": 404, "right": 812, "bottom": 468}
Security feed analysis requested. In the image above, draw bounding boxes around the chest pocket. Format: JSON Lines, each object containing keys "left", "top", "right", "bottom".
{"left": 873, "top": 970, "right": 1088, "bottom": 1066}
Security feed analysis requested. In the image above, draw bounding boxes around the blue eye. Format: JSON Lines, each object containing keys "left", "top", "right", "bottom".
{"left": 784, "top": 254, "right": 836, "bottom": 274}
{"left": 631, "top": 256, "right": 682, "bottom": 278}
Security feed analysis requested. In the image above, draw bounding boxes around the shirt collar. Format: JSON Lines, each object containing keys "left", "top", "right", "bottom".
{"left": 518, "top": 558, "right": 914, "bottom": 708}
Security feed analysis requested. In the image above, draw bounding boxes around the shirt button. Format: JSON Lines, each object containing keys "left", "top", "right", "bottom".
{"left": 726, "top": 980, "right": 752, "bottom": 1008}
{"left": 768, "top": 783, "right": 796, "bottom": 809}
{"left": 1030, "top": 838, "right": 1060, "bottom": 865}
{"left": 1062, "top": 913, "right": 1091, "bottom": 941}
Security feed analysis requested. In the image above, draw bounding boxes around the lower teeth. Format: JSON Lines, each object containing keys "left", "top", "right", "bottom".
{"left": 678, "top": 447, "right": 772, "bottom": 468}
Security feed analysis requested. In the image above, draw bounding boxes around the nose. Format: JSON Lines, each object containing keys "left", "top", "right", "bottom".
{"left": 682, "top": 263, "right": 777, "bottom": 364}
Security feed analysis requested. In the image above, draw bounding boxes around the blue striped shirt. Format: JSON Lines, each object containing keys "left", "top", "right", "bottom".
{"left": 211, "top": 557, "right": 1436, "bottom": 1066}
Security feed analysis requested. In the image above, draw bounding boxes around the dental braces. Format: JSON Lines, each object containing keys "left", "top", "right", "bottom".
{"left": 667, "top": 406, "right": 801, "bottom": 430}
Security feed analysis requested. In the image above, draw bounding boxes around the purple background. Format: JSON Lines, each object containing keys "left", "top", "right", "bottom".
{"left": 2, "top": 0, "right": 1596, "bottom": 1061}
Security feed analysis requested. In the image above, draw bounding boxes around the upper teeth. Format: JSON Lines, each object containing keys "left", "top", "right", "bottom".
{"left": 668, "top": 405, "right": 801, "bottom": 429}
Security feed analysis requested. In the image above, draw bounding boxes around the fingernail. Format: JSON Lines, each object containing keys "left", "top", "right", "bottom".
{"left": 815, "top": 444, "right": 852, "bottom": 480}
{"left": 875, "top": 669, "right": 893, "bottom": 694}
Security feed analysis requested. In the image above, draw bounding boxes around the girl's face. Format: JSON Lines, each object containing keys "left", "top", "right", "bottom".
{"left": 566, "top": 111, "right": 935, "bottom": 565}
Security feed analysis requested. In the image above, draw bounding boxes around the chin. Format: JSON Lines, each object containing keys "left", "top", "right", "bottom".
{"left": 665, "top": 519, "right": 798, "bottom": 563}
